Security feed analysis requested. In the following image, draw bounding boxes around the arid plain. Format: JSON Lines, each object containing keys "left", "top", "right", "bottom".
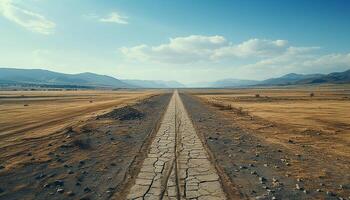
{"left": 0, "top": 86, "right": 349, "bottom": 200}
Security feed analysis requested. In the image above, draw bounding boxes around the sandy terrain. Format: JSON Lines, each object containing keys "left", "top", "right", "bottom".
{"left": 181, "top": 86, "right": 350, "bottom": 199}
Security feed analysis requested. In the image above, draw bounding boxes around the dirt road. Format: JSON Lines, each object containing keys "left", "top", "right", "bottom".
{"left": 126, "top": 91, "right": 227, "bottom": 200}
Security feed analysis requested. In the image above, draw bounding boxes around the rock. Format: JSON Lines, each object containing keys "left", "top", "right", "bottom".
{"left": 68, "top": 170, "right": 74, "bottom": 174}
{"left": 259, "top": 177, "right": 266, "bottom": 183}
{"left": 27, "top": 152, "right": 32, "bottom": 156}
{"left": 239, "top": 165, "right": 247, "bottom": 169}
{"left": 251, "top": 171, "right": 257, "bottom": 175}
{"left": 84, "top": 187, "right": 91, "bottom": 193}
{"left": 316, "top": 189, "right": 322, "bottom": 192}
{"left": 0, "top": 165, "right": 4, "bottom": 170}
{"left": 110, "top": 163, "right": 116, "bottom": 166}
{"left": 288, "top": 139, "right": 294, "bottom": 144}
{"left": 297, "top": 178, "right": 303, "bottom": 182}
{"left": 326, "top": 191, "right": 336, "bottom": 196}
{"left": 255, "top": 153, "right": 260, "bottom": 157}
{"left": 249, "top": 163, "right": 255, "bottom": 167}
{"left": 66, "top": 191, "right": 75, "bottom": 196}
{"left": 303, "top": 189, "right": 308, "bottom": 194}
{"left": 43, "top": 183, "right": 50, "bottom": 188}
{"left": 256, "top": 144, "right": 262, "bottom": 147}
{"left": 79, "top": 160, "right": 85, "bottom": 165}
{"left": 264, "top": 164, "right": 268, "bottom": 167}
{"left": 295, "top": 184, "right": 302, "bottom": 190}
{"left": 57, "top": 188, "right": 64, "bottom": 193}
{"left": 76, "top": 182, "right": 81, "bottom": 186}
{"left": 54, "top": 180, "right": 64, "bottom": 186}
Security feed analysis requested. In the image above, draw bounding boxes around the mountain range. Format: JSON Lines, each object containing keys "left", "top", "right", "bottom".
{"left": 0, "top": 68, "right": 349, "bottom": 88}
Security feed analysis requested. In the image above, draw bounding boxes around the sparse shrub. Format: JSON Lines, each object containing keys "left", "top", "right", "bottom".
{"left": 255, "top": 94, "right": 260, "bottom": 98}
{"left": 310, "top": 92, "right": 314, "bottom": 97}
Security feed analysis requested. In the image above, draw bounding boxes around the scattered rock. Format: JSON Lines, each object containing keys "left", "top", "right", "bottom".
{"left": 57, "top": 188, "right": 64, "bottom": 193}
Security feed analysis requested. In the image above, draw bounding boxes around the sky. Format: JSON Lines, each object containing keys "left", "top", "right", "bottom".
{"left": 0, "top": 0, "right": 350, "bottom": 84}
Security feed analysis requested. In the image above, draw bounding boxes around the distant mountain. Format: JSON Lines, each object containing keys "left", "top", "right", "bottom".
{"left": 259, "top": 73, "right": 324, "bottom": 85}
{"left": 122, "top": 79, "right": 186, "bottom": 88}
{"left": 210, "top": 79, "right": 261, "bottom": 88}
{"left": 0, "top": 68, "right": 132, "bottom": 88}
{"left": 297, "top": 69, "right": 350, "bottom": 84}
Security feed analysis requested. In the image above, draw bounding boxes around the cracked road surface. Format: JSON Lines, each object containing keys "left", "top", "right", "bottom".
{"left": 127, "top": 91, "right": 226, "bottom": 200}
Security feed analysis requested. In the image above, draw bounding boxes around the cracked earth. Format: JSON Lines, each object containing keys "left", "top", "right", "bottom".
{"left": 127, "top": 91, "right": 226, "bottom": 200}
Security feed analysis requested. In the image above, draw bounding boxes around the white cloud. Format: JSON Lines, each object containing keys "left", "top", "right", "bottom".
{"left": 120, "top": 35, "right": 293, "bottom": 64}
{"left": 0, "top": 0, "right": 55, "bottom": 35}
{"left": 99, "top": 12, "right": 128, "bottom": 24}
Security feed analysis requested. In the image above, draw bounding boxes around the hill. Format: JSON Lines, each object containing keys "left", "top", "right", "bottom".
{"left": 0, "top": 68, "right": 132, "bottom": 88}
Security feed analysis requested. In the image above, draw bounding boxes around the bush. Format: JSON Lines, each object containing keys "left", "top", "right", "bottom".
{"left": 310, "top": 92, "right": 314, "bottom": 97}
{"left": 255, "top": 94, "right": 260, "bottom": 98}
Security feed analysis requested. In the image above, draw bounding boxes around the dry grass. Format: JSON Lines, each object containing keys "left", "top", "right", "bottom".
{"left": 0, "top": 90, "right": 158, "bottom": 148}
{"left": 186, "top": 85, "right": 350, "bottom": 157}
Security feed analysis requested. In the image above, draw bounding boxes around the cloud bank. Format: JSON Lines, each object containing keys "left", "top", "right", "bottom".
{"left": 120, "top": 35, "right": 350, "bottom": 77}
{"left": 0, "top": 0, "right": 55, "bottom": 35}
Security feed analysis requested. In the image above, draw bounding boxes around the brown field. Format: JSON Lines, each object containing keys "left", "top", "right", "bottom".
{"left": 0, "top": 90, "right": 158, "bottom": 166}
{"left": 190, "top": 85, "right": 350, "bottom": 157}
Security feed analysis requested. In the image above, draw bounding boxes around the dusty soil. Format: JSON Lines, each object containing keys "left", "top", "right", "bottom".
{"left": 180, "top": 91, "right": 350, "bottom": 200}
{"left": 0, "top": 93, "right": 171, "bottom": 200}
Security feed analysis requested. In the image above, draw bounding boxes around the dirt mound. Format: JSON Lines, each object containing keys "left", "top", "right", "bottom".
{"left": 100, "top": 106, "right": 144, "bottom": 120}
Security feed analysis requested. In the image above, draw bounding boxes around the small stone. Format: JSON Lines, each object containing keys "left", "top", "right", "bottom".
{"left": 249, "top": 163, "right": 255, "bottom": 167}
{"left": 239, "top": 165, "right": 247, "bottom": 169}
{"left": 295, "top": 184, "right": 302, "bottom": 190}
{"left": 54, "top": 180, "right": 64, "bottom": 186}
{"left": 0, "top": 165, "right": 4, "bottom": 170}
{"left": 27, "top": 152, "right": 32, "bottom": 156}
{"left": 272, "top": 197, "right": 277, "bottom": 200}
{"left": 110, "top": 163, "right": 116, "bottom": 166}
{"left": 68, "top": 170, "right": 74, "bottom": 174}
{"left": 251, "top": 171, "right": 257, "bottom": 175}
{"left": 259, "top": 177, "right": 266, "bottom": 183}
{"left": 66, "top": 191, "right": 75, "bottom": 196}
{"left": 84, "top": 187, "right": 91, "bottom": 193}
{"left": 57, "top": 188, "right": 64, "bottom": 193}
{"left": 297, "top": 178, "right": 303, "bottom": 182}
{"left": 264, "top": 164, "right": 268, "bottom": 167}
{"left": 316, "top": 189, "right": 322, "bottom": 192}
{"left": 255, "top": 153, "right": 260, "bottom": 157}
{"left": 303, "top": 189, "right": 308, "bottom": 194}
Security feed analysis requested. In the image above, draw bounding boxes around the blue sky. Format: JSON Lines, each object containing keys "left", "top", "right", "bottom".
{"left": 1, "top": 0, "right": 350, "bottom": 83}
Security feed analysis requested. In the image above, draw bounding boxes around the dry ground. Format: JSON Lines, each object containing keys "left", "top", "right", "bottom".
{"left": 193, "top": 85, "right": 350, "bottom": 157}
{"left": 0, "top": 89, "right": 173, "bottom": 199}
{"left": 181, "top": 85, "right": 350, "bottom": 199}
